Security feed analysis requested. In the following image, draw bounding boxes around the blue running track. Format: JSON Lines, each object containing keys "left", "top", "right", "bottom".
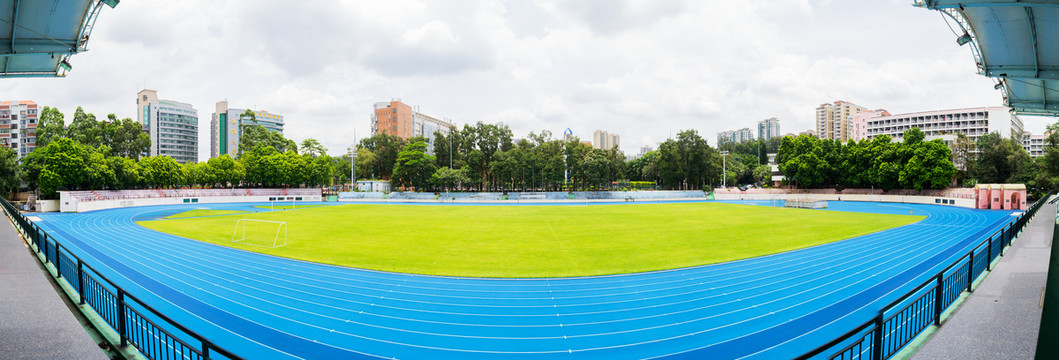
{"left": 32, "top": 201, "right": 1016, "bottom": 359}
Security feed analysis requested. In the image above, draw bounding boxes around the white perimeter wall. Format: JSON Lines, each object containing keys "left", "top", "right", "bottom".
{"left": 713, "top": 193, "right": 976, "bottom": 208}
{"left": 59, "top": 195, "right": 323, "bottom": 213}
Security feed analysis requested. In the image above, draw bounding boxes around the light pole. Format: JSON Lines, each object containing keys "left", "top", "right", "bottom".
{"left": 720, "top": 150, "right": 729, "bottom": 188}
{"left": 352, "top": 126, "right": 357, "bottom": 191}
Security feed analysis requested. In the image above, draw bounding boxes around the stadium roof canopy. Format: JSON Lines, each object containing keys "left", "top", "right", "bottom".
{"left": 916, "top": 0, "right": 1059, "bottom": 116}
{"left": 0, "top": 0, "right": 117, "bottom": 78}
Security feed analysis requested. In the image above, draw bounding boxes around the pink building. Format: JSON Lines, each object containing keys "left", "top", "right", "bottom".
{"left": 975, "top": 183, "right": 1027, "bottom": 210}
{"left": 851, "top": 109, "right": 890, "bottom": 142}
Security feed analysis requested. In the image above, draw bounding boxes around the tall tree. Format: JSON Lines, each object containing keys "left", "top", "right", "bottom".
{"left": 300, "top": 138, "right": 328, "bottom": 158}
{"left": 358, "top": 133, "right": 405, "bottom": 180}
{"left": 239, "top": 124, "right": 297, "bottom": 155}
{"left": 35, "top": 106, "right": 66, "bottom": 148}
{"left": 67, "top": 106, "right": 102, "bottom": 147}
{"left": 392, "top": 141, "right": 436, "bottom": 191}
{"left": 138, "top": 156, "right": 185, "bottom": 188}
{"left": 0, "top": 147, "right": 20, "bottom": 196}
{"left": 206, "top": 154, "right": 243, "bottom": 187}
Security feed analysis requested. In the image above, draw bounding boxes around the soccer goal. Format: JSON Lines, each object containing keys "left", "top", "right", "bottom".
{"left": 231, "top": 219, "right": 288, "bottom": 248}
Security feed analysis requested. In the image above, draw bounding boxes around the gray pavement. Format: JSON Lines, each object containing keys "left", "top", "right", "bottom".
{"left": 0, "top": 219, "right": 109, "bottom": 360}
{"left": 913, "top": 204, "right": 1057, "bottom": 360}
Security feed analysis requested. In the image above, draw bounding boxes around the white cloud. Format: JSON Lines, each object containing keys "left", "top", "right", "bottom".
{"left": 0, "top": 0, "right": 1043, "bottom": 162}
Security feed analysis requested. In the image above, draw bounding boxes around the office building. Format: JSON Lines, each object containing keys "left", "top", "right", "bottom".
{"left": 757, "top": 117, "right": 781, "bottom": 140}
{"left": 372, "top": 100, "right": 454, "bottom": 153}
{"left": 864, "top": 106, "right": 1023, "bottom": 147}
{"left": 817, "top": 100, "right": 868, "bottom": 142}
{"left": 0, "top": 100, "right": 39, "bottom": 158}
{"left": 211, "top": 100, "right": 284, "bottom": 158}
{"left": 718, "top": 128, "right": 754, "bottom": 145}
{"left": 137, "top": 89, "right": 198, "bottom": 164}
{"left": 592, "top": 130, "right": 620, "bottom": 150}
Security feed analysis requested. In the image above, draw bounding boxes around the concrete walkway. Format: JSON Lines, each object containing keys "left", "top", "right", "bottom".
{"left": 913, "top": 204, "right": 1057, "bottom": 359}
{"left": 0, "top": 218, "right": 108, "bottom": 359}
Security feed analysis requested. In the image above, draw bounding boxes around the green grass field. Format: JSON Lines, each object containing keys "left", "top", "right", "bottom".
{"left": 164, "top": 209, "right": 248, "bottom": 219}
{"left": 253, "top": 204, "right": 326, "bottom": 210}
{"left": 138, "top": 203, "right": 923, "bottom": 277}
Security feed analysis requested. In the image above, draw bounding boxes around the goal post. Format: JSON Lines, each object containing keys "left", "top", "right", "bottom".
{"left": 231, "top": 219, "right": 288, "bottom": 248}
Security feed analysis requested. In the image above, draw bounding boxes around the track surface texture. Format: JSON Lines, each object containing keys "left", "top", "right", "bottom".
{"left": 33, "top": 201, "right": 1016, "bottom": 359}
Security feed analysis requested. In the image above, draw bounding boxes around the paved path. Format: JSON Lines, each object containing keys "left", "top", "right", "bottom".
{"left": 0, "top": 218, "right": 108, "bottom": 360}
{"left": 913, "top": 203, "right": 1057, "bottom": 359}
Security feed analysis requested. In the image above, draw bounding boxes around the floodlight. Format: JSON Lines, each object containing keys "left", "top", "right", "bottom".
{"left": 102, "top": 0, "right": 119, "bottom": 8}
{"left": 956, "top": 33, "right": 972, "bottom": 46}
{"left": 994, "top": 82, "right": 1004, "bottom": 90}
{"left": 59, "top": 60, "right": 72, "bottom": 72}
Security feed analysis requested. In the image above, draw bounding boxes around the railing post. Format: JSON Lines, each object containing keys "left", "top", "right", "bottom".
{"left": 967, "top": 251, "right": 974, "bottom": 293}
{"left": 55, "top": 245, "right": 61, "bottom": 279}
{"left": 987, "top": 236, "right": 993, "bottom": 271}
{"left": 873, "top": 313, "right": 885, "bottom": 360}
{"left": 203, "top": 342, "right": 211, "bottom": 359}
{"left": 77, "top": 260, "right": 85, "bottom": 304}
{"left": 117, "top": 290, "right": 127, "bottom": 347}
{"left": 934, "top": 274, "right": 943, "bottom": 326}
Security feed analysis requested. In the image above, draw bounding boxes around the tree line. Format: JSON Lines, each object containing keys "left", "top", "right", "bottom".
{"left": 23, "top": 107, "right": 339, "bottom": 199}
{"left": 349, "top": 122, "right": 739, "bottom": 192}
{"left": 12, "top": 105, "right": 1059, "bottom": 198}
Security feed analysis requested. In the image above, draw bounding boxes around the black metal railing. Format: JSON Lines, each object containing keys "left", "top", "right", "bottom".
{"left": 0, "top": 197, "right": 242, "bottom": 360}
{"left": 796, "top": 193, "right": 1052, "bottom": 360}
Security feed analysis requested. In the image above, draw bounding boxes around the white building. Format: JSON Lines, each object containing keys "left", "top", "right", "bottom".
{"left": 592, "top": 130, "right": 620, "bottom": 150}
{"left": 137, "top": 89, "right": 198, "bottom": 164}
{"left": 211, "top": 101, "right": 284, "bottom": 158}
{"left": 757, "top": 117, "right": 781, "bottom": 140}
{"left": 718, "top": 128, "right": 754, "bottom": 145}
{"left": 0, "top": 100, "right": 39, "bottom": 158}
{"left": 1023, "top": 132, "right": 1046, "bottom": 157}
{"left": 864, "top": 106, "right": 1023, "bottom": 147}
{"left": 357, "top": 180, "right": 390, "bottom": 192}
{"left": 817, "top": 100, "right": 868, "bottom": 142}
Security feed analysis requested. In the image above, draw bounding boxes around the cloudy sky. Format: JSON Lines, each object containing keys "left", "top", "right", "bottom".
{"left": 2, "top": 0, "right": 1050, "bottom": 161}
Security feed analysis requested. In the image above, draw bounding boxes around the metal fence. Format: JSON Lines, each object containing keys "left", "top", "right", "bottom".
{"left": 0, "top": 197, "right": 242, "bottom": 360}
{"left": 796, "top": 194, "right": 1051, "bottom": 360}
{"left": 4, "top": 194, "right": 1048, "bottom": 360}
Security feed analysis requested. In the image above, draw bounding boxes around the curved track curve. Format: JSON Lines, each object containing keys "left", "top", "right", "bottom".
{"left": 34, "top": 201, "right": 1015, "bottom": 359}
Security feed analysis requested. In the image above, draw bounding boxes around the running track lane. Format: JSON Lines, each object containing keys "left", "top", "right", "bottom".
{"left": 32, "top": 201, "right": 1016, "bottom": 359}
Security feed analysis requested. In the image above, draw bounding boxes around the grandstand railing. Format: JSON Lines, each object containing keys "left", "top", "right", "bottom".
{"left": 0, "top": 197, "right": 242, "bottom": 360}
{"left": 795, "top": 193, "right": 1052, "bottom": 360}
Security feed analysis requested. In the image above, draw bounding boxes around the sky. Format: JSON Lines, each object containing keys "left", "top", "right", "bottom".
{"left": 2, "top": 0, "right": 1052, "bottom": 161}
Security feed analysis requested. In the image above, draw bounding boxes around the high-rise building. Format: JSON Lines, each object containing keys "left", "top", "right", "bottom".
{"left": 757, "top": 117, "right": 781, "bottom": 140}
{"left": 1022, "top": 132, "right": 1046, "bottom": 158}
{"left": 137, "top": 89, "right": 198, "bottom": 164}
{"left": 0, "top": 100, "right": 39, "bottom": 158}
{"left": 864, "top": 106, "right": 1023, "bottom": 147}
{"left": 372, "top": 100, "right": 454, "bottom": 153}
{"left": 211, "top": 100, "right": 284, "bottom": 158}
{"left": 592, "top": 130, "right": 620, "bottom": 150}
{"left": 718, "top": 128, "right": 754, "bottom": 145}
{"left": 816, "top": 100, "right": 868, "bottom": 142}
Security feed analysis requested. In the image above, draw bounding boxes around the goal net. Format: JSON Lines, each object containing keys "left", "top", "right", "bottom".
{"left": 231, "top": 219, "right": 288, "bottom": 248}
{"left": 784, "top": 199, "right": 828, "bottom": 210}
